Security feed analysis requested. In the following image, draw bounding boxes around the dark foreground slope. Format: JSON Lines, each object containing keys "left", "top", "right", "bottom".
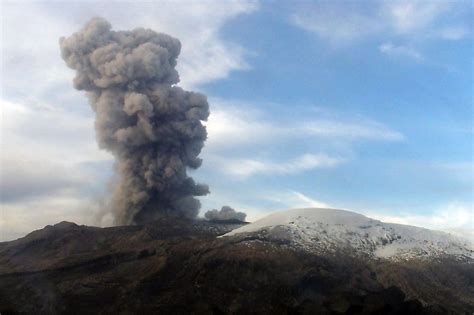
{"left": 0, "top": 219, "right": 472, "bottom": 314}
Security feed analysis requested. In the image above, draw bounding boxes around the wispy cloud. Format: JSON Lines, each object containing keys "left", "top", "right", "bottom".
{"left": 291, "top": 1, "right": 469, "bottom": 43}
{"left": 379, "top": 42, "right": 423, "bottom": 61}
{"left": 385, "top": 1, "right": 449, "bottom": 34}
{"left": 212, "top": 154, "right": 344, "bottom": 178}
{"left": 263, "top": 190, "right": 329, "bottom": 209}
{"left": 290, "top": 1, "right": 470, "bottom": 64}
{"left": 291, "top": 7, "right": 381, "bottom": 43}
{"left": 202, "top": 100, "right": 403, "bottom": 179}
{"left": 205, "top": 100, "right": 403, "bottom": 152}
{"left": 302, "top": 118, "right": 404, "bottom": 141}
{"left": 437, "top": 26, "right": 470, "bottom": 40}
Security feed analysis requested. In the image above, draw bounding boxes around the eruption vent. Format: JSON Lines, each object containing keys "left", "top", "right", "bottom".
{"left": 60, "top": 18, "right": 210, "bottom": 224}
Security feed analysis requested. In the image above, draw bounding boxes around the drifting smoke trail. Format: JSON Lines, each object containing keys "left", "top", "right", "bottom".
{"left": 60, "top": 18, "right": 209, "bottom": 225}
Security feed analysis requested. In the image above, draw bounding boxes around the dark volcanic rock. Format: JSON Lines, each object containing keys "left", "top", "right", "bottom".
{"left": 0, "top": 219, "right": 472, "bottom": 314}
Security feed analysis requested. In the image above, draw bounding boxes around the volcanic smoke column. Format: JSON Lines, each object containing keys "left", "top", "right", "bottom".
{"left": 60, "top": 18, "right": 210, "bottom": 224}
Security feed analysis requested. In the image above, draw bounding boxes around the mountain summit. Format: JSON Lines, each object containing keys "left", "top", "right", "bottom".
{"left": 225, "top": 208, "right": 474, "bottom": 261}
{"left": 0, "top": 211, "right": 473, "bottom": 314}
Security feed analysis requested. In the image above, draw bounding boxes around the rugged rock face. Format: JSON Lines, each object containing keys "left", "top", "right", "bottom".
{"left": 0, "top": 217, "right": 472, "bottom": 314}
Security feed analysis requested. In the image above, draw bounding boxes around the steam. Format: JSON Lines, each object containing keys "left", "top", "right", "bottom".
{"left": 60, "top": 17, "right": 209, "bottom": 225}
{"left": 205, "top": 206, "right": 247, "bottom": 222}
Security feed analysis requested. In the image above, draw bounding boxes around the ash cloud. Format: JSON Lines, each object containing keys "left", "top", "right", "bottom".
{"left": 60, "top": 17, "right": 209, "bottom": 225}
{"left": 205, "top": 206, "right": 247, "bottom": 222}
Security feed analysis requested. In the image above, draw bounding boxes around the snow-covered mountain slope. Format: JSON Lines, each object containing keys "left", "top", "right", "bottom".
{"left": 224, "top": 208, "right": 474, "bottom": 261}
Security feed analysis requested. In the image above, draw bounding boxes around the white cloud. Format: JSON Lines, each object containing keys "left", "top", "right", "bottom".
{"left": 291, "top": 8, "right": 381, "bottom": 43}
{"left": 1, "top": 0, "right": 257, "bottom": 101}
{"left": 363, "top": 203, "right": 474, "bottom": 241}
{"left": 213, "top": 154, "right": 343, "bottom": 178}
{"left": 290, "top": 6, "right": 374, "bottom": 43}
{"left": 0, "top": 158, "right": 92, "bottom": 203}
{"left": 0, "top": 99, "right": 113, "bottom": 240}
{"left": 205, "top": 100, "right": 403, "bottom": 152}
{"left": 437, "top": 26, "right": 470, "bottom": 40}
{"left": 291, "top": 1, "right": 468, "bottom": 43}
{"left": 290, "top": 1, "right": 469, "bottom": 65}
{"left": 385, "top": 1, "right": 449, "bottom": 34}
{"left": 302, "top": 118, "right": 404, "bottom": 141}
{"left": 202, "top": 101, "right": 403, "bottom": 179}
{"left": 124, "top": 0, "right": 258, "bottom": 88}
{"left": 0, "top": 194, "right": 100, "bottom": 241}
{"left": 379, "top": 42, "right": 423, "bottom": 61}
{"left": 1, "top": 99, "right": 110, "bottom": 163}
{"left": 204, "top": 102, "right": 281, "bottom": 149}
{"left": 263, "top": 190, "right": 329, "bottom": 209}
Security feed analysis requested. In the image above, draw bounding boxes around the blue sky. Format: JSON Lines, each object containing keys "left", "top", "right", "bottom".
{"left": 1, "top": 0, "right": 472, "bottom": 241}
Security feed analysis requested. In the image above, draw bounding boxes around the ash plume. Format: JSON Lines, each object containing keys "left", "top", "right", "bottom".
{"left": 205, "top": 206, "right": 247, "bottom": 222}
{"left": 60, "top": 17, "right": 209, "bottom": 225}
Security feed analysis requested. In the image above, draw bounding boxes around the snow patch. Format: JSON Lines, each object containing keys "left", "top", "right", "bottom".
{"left": 224, "top": 208, "right": 474, "bottom": 261}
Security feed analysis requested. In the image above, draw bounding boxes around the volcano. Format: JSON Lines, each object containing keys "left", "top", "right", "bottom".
{"left": 0, "top": 208, "right": 472, "bottom": 314}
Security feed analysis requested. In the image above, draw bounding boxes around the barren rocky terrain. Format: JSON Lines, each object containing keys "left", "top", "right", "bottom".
{"left": 0, "top": 217, "right": 472, "bottom": 314}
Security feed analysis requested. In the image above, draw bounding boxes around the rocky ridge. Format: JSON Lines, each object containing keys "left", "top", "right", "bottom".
{"left": 0, "top": 212, "right": 472, "bottom": 314}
